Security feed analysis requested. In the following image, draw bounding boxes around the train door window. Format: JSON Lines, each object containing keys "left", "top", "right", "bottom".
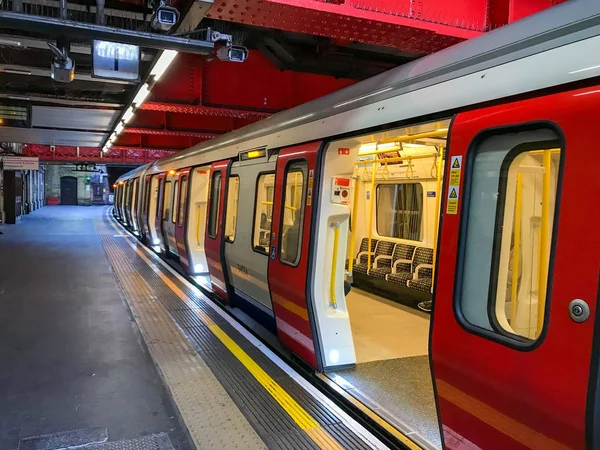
{"left": 156, "top": 179, "right": 163, "bottom": 218}
{"left": 177, "top": 176, "right": 188, "bottom": 227}
{"left": 224, "top": 175, "right": 240, "bottom": 242}
{"left": 376, "top": 183, "right": 423, "bottom": 241}
{"left": 163, "top": 181, "right": 172, "bottom": 220}
{"left": 458, "top": 128, "right": 562, "bottom": 343}
{"left": 252, "top": 173, "right": 275, "bottom": 253}
{"left": 172, "top": 180, "right": 179, "bottom": 223}
{"left": 145, "top": 179, "right": 152, "bottom": 215}
{"left": 207, "top": 171, "right": 222, "bottom": 238}
{"left": 279, "top": 161, "right": 307, "bottom": 266}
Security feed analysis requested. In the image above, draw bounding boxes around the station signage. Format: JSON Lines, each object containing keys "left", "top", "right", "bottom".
{"left": 2, "top": 156, "right": 39, "bottom": 171}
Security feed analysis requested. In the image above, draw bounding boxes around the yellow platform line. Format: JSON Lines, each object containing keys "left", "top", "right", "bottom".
{"left": 106, "top": 214, "right": 344, "bottom": 449}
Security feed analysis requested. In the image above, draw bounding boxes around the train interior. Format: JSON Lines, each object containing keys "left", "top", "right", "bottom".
{"left": 308, "top": 120, "right": 450, "bottom": 449}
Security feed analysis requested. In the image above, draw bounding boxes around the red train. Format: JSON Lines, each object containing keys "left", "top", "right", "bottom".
{"left": 114, "top": 1, "right": 600, "bottom": 448}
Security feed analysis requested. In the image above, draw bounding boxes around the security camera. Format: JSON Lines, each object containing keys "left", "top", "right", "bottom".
{"left": 216, "top": 45, "right": 248, "bottom": 63}
{"left": 47, "top": 42, "right": 75, "bottom": 83}
{"left": 151, "top": 4, "right": 179, "bottom": 32}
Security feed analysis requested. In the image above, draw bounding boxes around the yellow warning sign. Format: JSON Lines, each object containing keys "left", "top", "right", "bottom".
{"left": 446, "top": 186, "right": 459, "bottom": 214}
{"left": 449, "top": 170, "right": 460, "bottom": 186}
{"left": 446, "top": 156, "right": 462, "bottom": 215}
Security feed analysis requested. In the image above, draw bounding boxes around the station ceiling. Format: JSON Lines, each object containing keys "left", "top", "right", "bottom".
{"left": 0, "top": 0, "right": 565, "bottom": 164}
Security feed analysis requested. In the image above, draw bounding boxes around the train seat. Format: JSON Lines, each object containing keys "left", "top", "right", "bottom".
{"left": 386, "top": 246, "right": 431, "bottom": 287}
{"left": 352, "top": 238, "right": 379, "bottom": 275}
{"left": 367, "top": 241, "right": 396, "bottom": 279}
{"left": 406, "top": 248, "right": 434, "bottom": 293}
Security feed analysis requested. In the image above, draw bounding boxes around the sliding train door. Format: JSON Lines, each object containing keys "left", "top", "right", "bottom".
{"left": 431, "top": 86, "right": 600, "bottom": 449}
{"left": 174, "top": 168, "right": 191, "bottom": 272}
{"left": 268, "top": 142, "right": 321, "bottom": 369}
{"left": 153, "top": 173, "right": 167, "bottom": 252}
{"left": 205, "top": 160, "right": 231, "bottom": 302}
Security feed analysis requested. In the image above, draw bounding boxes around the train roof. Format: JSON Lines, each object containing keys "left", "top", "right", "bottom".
{"left": 118, "top": 0, "right": 600, "bottom": 181}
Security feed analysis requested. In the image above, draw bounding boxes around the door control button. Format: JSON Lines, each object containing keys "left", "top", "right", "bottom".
{"left": 569, "top": 299, "right": 590, "bottom": 323}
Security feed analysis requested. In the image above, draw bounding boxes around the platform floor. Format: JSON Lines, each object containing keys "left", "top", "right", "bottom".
{"left": 0, "top": 207, "right": 388, "bottom": 450}
{"left": 0, "top": 207, "right": 190, "bottom": 449}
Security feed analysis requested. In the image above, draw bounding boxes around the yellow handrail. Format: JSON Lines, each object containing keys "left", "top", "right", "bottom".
{"left": 511, "top": 172, "right": 523, "bottom": 325}
{"left": 348, "top": 176, "right": 360, "bottom": 272}
{"left": 262, "top": 201, "right": 296, "bottom": 211}
{"left": 376, "top": 129, "right": 448, "bottom": 146}
{"left": 354, "top": 153, "right": 437, "bottom": 165}
{"left": 431, "top": 146, "right": 444, "bottom": 285}
{"left": 537, "top": 150, "right": 552, "bottom": 335}
{"left": 367, "top": 159, "right": 376, "bottom": 271}
{"left": 330, "top": 222, "right": 340, "bottom": 309}
{"left": 196, "top": 205, "right": 202, "bottom": 246}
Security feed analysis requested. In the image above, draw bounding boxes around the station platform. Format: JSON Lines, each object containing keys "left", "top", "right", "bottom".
{"left": 0, "top": 206, "right": 391, "bottom": 450}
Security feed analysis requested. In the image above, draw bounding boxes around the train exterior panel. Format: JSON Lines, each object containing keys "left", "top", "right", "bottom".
{"left": 113, "top": 1, "right": 600, "bottom": 448}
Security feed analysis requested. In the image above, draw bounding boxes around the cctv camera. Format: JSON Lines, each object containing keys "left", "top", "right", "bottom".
{"left": 151, "top": 5, "right": 179, "bottom": 32}
{"left": 216, "top": 45, "right": 248, "bottom": 63}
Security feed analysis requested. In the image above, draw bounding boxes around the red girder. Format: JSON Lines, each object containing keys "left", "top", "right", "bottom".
{"left": 124, "top": 128, "right": 221, "bottom": 139}
{"left": 140, "top": 102, "right": 273, "bottom": 119}
{"left": 23, "top": 144, "right": 176, "bottom": 164}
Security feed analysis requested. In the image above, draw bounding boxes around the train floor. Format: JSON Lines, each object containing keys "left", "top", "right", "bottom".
{"left": 0, "top": 206, "right": 389, "bottom": 450}
{"left": 329, "top": 289, "right": 442, "bottom": 450}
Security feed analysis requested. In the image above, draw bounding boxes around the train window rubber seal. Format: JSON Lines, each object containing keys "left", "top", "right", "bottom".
{"left": 451, "top": 120, "right": 566, "bottom": 352}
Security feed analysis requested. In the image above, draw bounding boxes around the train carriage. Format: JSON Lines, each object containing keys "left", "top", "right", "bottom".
{"left": 114, "top": 1, "right": 600, "bottom": 448}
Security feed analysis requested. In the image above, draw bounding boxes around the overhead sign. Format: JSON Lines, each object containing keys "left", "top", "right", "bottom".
{"left": 2, "top": 156, "right": 39, "bottom": 171}
{"left": 92, "top": 40, "right": 140, "bottom": 81}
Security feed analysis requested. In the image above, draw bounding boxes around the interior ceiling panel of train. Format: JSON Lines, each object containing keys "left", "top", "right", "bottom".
{"left": 0, "top": 0, "right": 565, "bottom": 164}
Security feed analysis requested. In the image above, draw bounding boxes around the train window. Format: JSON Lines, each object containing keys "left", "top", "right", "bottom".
{"left": 177, "top": 176, "right": 188, "bottom": 227}
{"left": 252, "top": 173, "right": 275, "bottom": 253}
{"left": 207, "top": 171, "right": 222, "bottom": 239}
{"left": 279, "top": 161, "right": 307, "bottom": 266}
{"left": 162, "top": 181, "right": 172, "bottom": 220}
{"left": 156, "top": 178, "right": 163, "bottom": 218}
{"left": 224, "top": 176, "right": 240, "bottom": 242}
{"left": 376, "top": 183, "right": 423, "bottom": 241}
{"left": 172, "top": 180, "right": 179, "bottom": 223}
{"left": 145, "top": 178, "right": 152, "bottom": 216}
{"left": 458, "top": 128, "right": 562, "bottom": 344}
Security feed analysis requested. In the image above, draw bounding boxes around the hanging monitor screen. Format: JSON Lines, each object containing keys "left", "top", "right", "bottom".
{"left": 92, "top": 40, "right": 140, "bottom": 81}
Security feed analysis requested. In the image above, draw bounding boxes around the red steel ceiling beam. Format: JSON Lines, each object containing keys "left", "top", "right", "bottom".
{"left": 139, "top": 102, "right": 274, "bottom": 119}
{"left": 123, "top": 128, "right": 222, "bottom": 139}
{"left": 205, "top": 0, "right": 480, "bottom": 54}
{"left": 23, "top": 144, "right": 176, "bottom": 164}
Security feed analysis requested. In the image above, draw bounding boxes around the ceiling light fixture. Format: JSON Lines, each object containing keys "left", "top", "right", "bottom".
{"left": 132, "top": 84, "right": 150, "bottom": 107}
{"left": 2, "top": 68, "right": 32, "bottom": 76}
{"left": 150, "top": 50, "right": 178, "bottom": 81}
{"left": 121, "top": 107, "right": 135, "bottom": 124}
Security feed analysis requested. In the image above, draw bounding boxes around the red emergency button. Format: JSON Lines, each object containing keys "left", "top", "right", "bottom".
{"left": 341, "top": 190, "right": 348, "bottom": 198}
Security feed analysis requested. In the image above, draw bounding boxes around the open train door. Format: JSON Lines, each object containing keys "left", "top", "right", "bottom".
{"left": 431, "top": 86, "right": 600, "bottom": 449}
{"left": 175, "top": 168, "right": 191, "bottom": 273}
{"left": 205, "top": 160, "right": 231, "bottom": 302}
{"left": 268, "top": 142, "right": 321, "bottom": 369}
{"left": 153, "top": 173, "right": 167, "bottom": 253}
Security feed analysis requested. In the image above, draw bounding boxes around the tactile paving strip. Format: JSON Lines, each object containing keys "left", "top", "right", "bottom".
{"left": 74, "top": 433, "right": 174, "bottom": 450}
{"left": 96, "top": 222, "right": 266, "bottom": 450}
{"left": 98, "top": 213, "right": 378, "bottom": 450}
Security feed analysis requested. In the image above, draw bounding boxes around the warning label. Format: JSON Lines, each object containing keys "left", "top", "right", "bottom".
{"left": 446, "top": 155, "right": 462, "bottom": 215}
{"left": 446, "top": 186, "right": 459, "bottom": 214}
